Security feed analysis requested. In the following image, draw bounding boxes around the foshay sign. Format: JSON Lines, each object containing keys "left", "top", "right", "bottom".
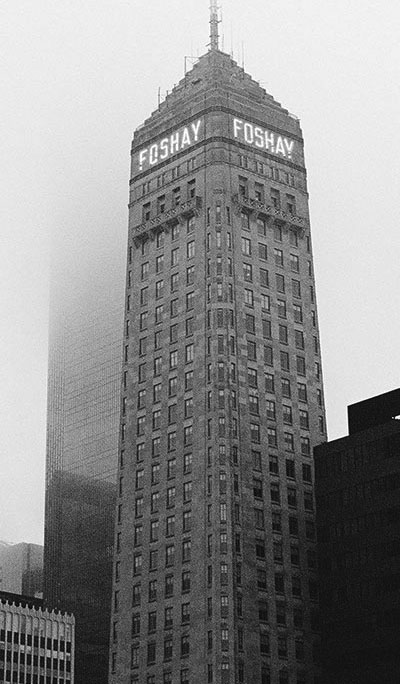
{"left": 135, "top": 114, "right": 297, "bottom": 173}
{"left": 137, "top": 119, "right": 203, "bottom": 171}
{"left": 233, "top": 117, "right": 295, "bottom": 160}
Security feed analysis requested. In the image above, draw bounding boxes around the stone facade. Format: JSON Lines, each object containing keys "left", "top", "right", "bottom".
{"left": 110, "top": 48, "right": 326, "bottom": 684}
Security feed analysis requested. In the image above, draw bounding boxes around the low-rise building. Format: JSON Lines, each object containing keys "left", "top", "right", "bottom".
{"left": 0, "top": 591, "right": 75, "bottom": 684}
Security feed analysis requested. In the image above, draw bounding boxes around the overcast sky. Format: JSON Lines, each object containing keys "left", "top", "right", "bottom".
{"left": 1, "top": 0, "right": 399, "bottom": 545}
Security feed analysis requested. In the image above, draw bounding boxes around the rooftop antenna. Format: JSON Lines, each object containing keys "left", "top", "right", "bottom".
{"left": 209, "top": 0, "right": 220, "bottom": 51}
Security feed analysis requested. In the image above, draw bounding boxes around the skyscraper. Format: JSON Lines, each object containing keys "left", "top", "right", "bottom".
{"left": 44, "top": 250, "right": 125, "bottom": 682}
{"left": 110, "top": 11, "right": 326, "bottom": 684}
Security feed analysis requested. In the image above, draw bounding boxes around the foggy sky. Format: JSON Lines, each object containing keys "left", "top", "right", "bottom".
{"left": 1, "top": 0, "right": 399, "bottom": 545}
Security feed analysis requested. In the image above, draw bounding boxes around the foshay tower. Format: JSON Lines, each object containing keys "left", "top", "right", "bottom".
{"left": 110, "top": 7, "right": 326, "bottom": 684}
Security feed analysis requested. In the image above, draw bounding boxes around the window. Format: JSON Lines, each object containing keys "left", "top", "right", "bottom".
{"left": 259, "top": 243, "right": 268, "bottom": 260}
{"left": 289, "top": 516, "right": 298, "bottom": 536}
{"left": 295, "top": 330, "right": 304, "bottom": 350}
{"left": 260, "top": 268, "right": 269, "bottom": 287}
{"left": 155, "top": 304, "right": 164, "bottom": 323}
{"left": 243, "top": 263, "right": 253, "bottom": 281}
{"left": 155, "top": 279, "right": 164, "bottom": 299}
{"left": 167, "top": 486, "right": 176, "bottom": 508}
{"left": 269, "top": 454, "right": 278, "bottom": 474}
{"left": 165, "top": 575, "right": 173, "bottom": 597}
{"left": 242, "top": 237, "right": 251, "bottom": 255}
{"left": 249, "top": 393, "right": 259, "bottom": 414}
{"left": 301, "top": 436, "right": 311, "bottom": 456}
{"left": 283, "top": 405, "right": 293, "bottom": 425}
{"left": 261, "top": 293, "right": 270, "bottom": 311}
{"left": 183, "top": 509, "right": 191, "bottom": 532}
{"left": 185, "top": 370, "right": 193, "bottom": 391}
{"left": 139, "top": 311, "right": 148, "bottom": 331}
{"left": 272, "top": 511, "right": 282, "bottom": 532}
{"left": 186, "top": 264, "right": 194, "bottom": 285}
{"left": 247, "top": 340, "right": 257, "bottom": 361}
{"left": 187, "top": 240, "right": 195, "bottom": 258}
{"left": 186, "top": 291, "right": 194, "bottom": 310}
{"left": 266, "top": 399, "right": 276, "bottom": 421}
{"left": 165, "top": 544, "right": 175, "bottom": 567}
{"left": 296, "top": 356, "right": 306, "bottom": 376}
{"left": 248, "top": 367, "right": 258, "bottom": 388}
{"left": 292, "top": 279, "right": 301, "bottom": 297}
{"left": 280, "top": 351, "right": 289, "bottom": 371}
{"left": 250, "top": 423, "right": 260, "bottom": 443}
{"left": 182, "top": 570, "right": 190, "bottom": 592}
{"left": 170, "top": 273, "right": 179, "bottom": 292}
{"left": 293, "top": 304, "right": 303, "bottom": 323}
{"left": 140, "top": 287, "right": 148, "bottom": 306}
{"left": 182, "top": 540, "right": 191, "bottom": 562}
{"left": 271, "top": 188, "right": 281, "bottom": 209}
{"left": 183, "top": 481, "right": 192, "bottom": 503}
{"left": 257, "top": 568, "right": 267, "bottom": 590}
{"left": 284, "top": 432, "right": 294, "bottom": 451}
{"left": 277, "top": 299, "right": 286, "bottom": 318}
{"left": 184, "top": 425, "right": 193, "bottom": 445}
{"left": 274, "top": 248, "right": 284, "bottom": 267}
{"left": 257, "top": 217, "right": 267, "bottom": 235}
{"left": 287, "top": 487, "right": 297, "bottom": 508}
{"left": 271, "top": 482, "right": 280, "bottom": 504}
{"left": 185, "top": 343, "right": 194, "bottom": 363}
{"left": 290, "top": 253, "right": 299, "bottom": 272}
{"left": 137, "top": 416, "right": 145, "bottom": 436}
{"left": 244, "top": 288, "right": 254, "bottom": 306}
{"left": 299, "top": 409, "right": 309, "bottom": 429}
{"left": 165, "top": 514, "right": 175, "bottom": 538}
{"left": 141, "top": 262, "right": 149, "bottom": 280}
{"left": 170, "top": 298, "right": 178, "bottom": 317}
{"left": 268, "top": 426, "right": 277, "bottom": 447}
{"left": 279, "top": 325, "right": 288, "bottom": 344}
{"left": 169, "top": 350, "right": 178, "bottom": 369}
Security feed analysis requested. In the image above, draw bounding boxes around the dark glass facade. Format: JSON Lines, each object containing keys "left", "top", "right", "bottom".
{"left": 44, "top": 296, "right": 123, "bottom": 683}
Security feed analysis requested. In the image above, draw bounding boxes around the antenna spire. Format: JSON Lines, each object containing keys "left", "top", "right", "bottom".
{"left": 209, "top": 0, "right": 220, "bottom": 51}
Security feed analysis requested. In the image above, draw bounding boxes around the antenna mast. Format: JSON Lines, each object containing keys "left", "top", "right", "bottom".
{"left": 209, "top": 0, "right": 220, "bottom": 51}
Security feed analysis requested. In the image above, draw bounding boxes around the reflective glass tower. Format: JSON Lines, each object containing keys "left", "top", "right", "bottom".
{"left": 44, "top": 264, "right": 125, "bottom": 682}
{"left": 110, "top": 16, "right": 326, "bottom": 684}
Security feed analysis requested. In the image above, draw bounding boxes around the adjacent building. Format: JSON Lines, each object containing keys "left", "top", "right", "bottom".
{"left": 315, "top": 388, "right": 400, "bottom": 684}
{"left": 0, "top": 591, "right": 75, "bottom": 684}
{"left": 110, "top": 15, "right": 326, "bottom": 684}
{"left": 44, "top": 259, "right": 125, "bottom": 682}
{"left": 0, "top": 542, "right": 43, "bottom": 597}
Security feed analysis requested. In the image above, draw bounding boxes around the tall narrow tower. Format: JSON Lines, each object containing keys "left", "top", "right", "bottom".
{"left": 110, "top": 17, "right": 326, "bottom": 684}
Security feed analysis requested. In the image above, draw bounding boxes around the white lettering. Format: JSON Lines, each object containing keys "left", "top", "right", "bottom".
{"left": 181, "top": 127, "right": 191, "bottom": 148}
{"left": 233, "top": 118, "right": 243, "bottom": 138}
{"left": 160, "top": 138, "right": 169, "bottom": 160}
{"left": 149, "top": 144, "right": 158, "bottom": 165}
{"left": 244, "top": 122, "right": 254, "bottom": 144}
{"left": 170, "top": 132, "right": 179, "bottom": 154}
{"left": 275, "top": 137, "right": 286, "bottom": 156}
{"left": 254, "top": 127, "right": 264, "bottom": 148}
{"left": 191, "top": 119, "right": 202, "bottom": 141}
{"left": 284, "top": 139, "right": 294, "bottom": 159}
{"left": 232, "top": 117, "right": 295, "bottom": 160}
{"left": 265, "top": 131, "right": 275, "bottom": 153}
{"left": 139, "top": 149, "right": 148, "bottom": 171}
